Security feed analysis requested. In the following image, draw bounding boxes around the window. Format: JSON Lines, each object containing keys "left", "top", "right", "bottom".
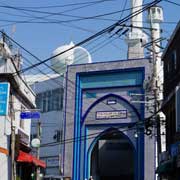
{"left": 86, "top": 92, "right": 96, "bottom": 98}
{"left": 167, "top": 62, "right": 170, "bottom": 73}
{"left": 53, "top": 130, "right": 63, "bottom": 142}
{"left": 42, "top": 92, "right": 48, "bottom": 112}
{"left": 172, "top": 50, "right": 177, "bottom": 70}
{"left": 176, "top": 86, "right": 180, "bottom": 132}
{"left": 36, "top": 93, "right": 42, "bottom": 110}
{"left": 151, "top": 8, "right": 156, "bottom": 15}
{"left": 47, "top": 91, "right": 52, "bottom": 111}
{"left": 35, "top": 88, "right": 63, "bottom": 113}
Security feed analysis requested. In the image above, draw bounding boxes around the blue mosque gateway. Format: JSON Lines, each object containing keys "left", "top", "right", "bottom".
{"left": 63, "top": 58, "right": 155, "bottom": 180}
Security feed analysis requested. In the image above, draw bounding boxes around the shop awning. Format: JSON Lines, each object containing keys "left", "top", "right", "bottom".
{"left": 16, "top": 150, "right": 46, "bottom": 168}
{"left": 32, "top": 156, "right": 46, "bottom": 168}
{"left": 156, "top": 159, "right": 174, "bottom": 174}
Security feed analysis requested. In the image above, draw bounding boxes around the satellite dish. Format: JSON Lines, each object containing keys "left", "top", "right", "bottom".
{"left": 51, "top": 42, "right": 92, "bottom": 75}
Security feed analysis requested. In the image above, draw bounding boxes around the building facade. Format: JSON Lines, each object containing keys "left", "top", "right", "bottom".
{"left": 157, "top": 21, "right": 180, "bottom": 179}
{"left": 63, "top": 58, "right": 156, "bottom": 180}
{"left": 28, "top": 74, "right": 64, "bottom": 178}
{"left": 0, "top": 38, "right": 44, "bottom": 180}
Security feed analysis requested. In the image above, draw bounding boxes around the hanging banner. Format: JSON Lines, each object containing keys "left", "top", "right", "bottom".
{"left": 0, "top": 83, "right": 10, "bottom": 116}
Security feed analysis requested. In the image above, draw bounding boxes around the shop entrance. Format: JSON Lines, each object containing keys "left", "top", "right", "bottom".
{"left": 90, "top": 129, "right": 135, "bottom": 180}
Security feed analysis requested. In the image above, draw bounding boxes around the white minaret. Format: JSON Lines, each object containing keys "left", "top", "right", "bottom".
{"left": 126, "top": 0, "right": 147, "bottom": 59}
{"left": 148, "top": 6, "right": 164, "bottom": 99}
{"left": 148, "top": 7, "right": 166, "bottom": 159}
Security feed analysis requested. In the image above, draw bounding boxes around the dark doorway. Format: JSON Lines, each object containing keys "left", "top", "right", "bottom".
{"left": 90, "top": 129, "right": 134, "bottom": 180}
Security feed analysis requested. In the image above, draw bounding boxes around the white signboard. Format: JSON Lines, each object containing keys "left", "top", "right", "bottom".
{"left": 96, "top": 110, "right": 127, "bottom": 120}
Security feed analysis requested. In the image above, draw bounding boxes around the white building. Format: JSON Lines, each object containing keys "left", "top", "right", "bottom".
{"left": 0, "top": 38, "right": 38, "bottom": 180}
{"left": 27, "top": 74, "right": 64, "bottom": 178}
{"left": 27, "top": 42, "right": 92, "bottom": 179}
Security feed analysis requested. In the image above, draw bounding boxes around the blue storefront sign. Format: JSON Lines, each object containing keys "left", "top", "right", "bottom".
{"left": 0, "top": 83, "right": 10, "bottom": 116}
{"left": 20, "top": 111, "right": 40, "bottom": 119}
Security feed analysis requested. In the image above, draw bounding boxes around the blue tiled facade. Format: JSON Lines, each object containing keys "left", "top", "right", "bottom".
{"left": 63, "top": 59, "right": 155, "bottom": 180}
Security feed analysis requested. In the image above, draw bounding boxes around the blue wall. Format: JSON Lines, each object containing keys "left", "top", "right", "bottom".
{"left": 72, "top": 68, "right": 145, "bottom": 180}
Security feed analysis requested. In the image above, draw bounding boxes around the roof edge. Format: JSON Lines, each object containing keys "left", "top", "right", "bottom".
{"left": 162, "top": 21, "right": 180, "bottom": 60}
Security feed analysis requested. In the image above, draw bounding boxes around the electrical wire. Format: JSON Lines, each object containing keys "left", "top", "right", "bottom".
{"left": 15, "top": 22, "right": 157, "bottom": 77}
{"left": 0, "top": 1, "right": 160, "bottom": 114}
{"left": 1, "top": 32, "right": 137, "bottom": 115}
{"left": 163, "top": 0, "right": 180, "bottom": 7}
{"left": 40, "top": 123, "right": 141, "bottom": 147}
{"left": 2, "top": 1, "right": 163, "bottom": 146}
{"left": 12, "top": 0, "right": 116, "bottom": 9}
{"left": 0, "top": 1, "right": 117, "bottom": 23}
{"left": 0, "top": 0, "right": 116, "bottom": 33}
{"left": 10, "top": 0, "right": 162, "bottom": 75}
{"left": 41, "top": 113, "right": 168, "bottom": 147}
{"left": 0, "top": 1, "right": 161, "bottom": 27}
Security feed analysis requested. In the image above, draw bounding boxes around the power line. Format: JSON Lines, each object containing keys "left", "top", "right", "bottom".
{"left": 2, "top": 25, "right": 153, "bottom": 81}
{"left": 0, "top": 1, "right": 161, "bottom": 119}
{"left": 10, "top": 0, "right": 162, "bottom": 75}
{"left": 0, "top": 32, "right": 67, "bottom": 89}
{"left": 0, "top": 1, "right": 116, "bottom": 22}
{"left": 2, "top": 22, "right": 157, "bottom": 82}
{"left": 0, "top": 0, "right": 114, "bottom": 29}
{"left": 2, "top": 30, "right": 156, "bottom": 104}
{"left": 9, "top": 0, "right": 116, "bottom": 9}
{"left": 40, "top": 113, "right": 167, "bottom": 147}
{"left": 0, "top": 1, "right": 156, "bottom": 25}
{"left": 0, "top": 1, "right": 156, "bottom": 108}
{"left": 1, "top": 33, "right": 127, "bottom": 114}
{"left": 164, "top": 0, "right": 180, "bottom": 7}
{"left": 21, "top": 55, "right": 65, "bottom": 87}
{"left": 26, "top": 2, "right": 163, "bottom": 149}
{"left": 0, "top": 1, "right": 160, "bottom": 27}
{"left": 40, "top": 124, "right": 141, "bottom": 147}
{"left": 0, "top": 31, "right": 109, "bottom": 89}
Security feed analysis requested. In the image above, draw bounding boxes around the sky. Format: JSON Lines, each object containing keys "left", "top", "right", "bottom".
{"left": 0, "top": 0, "right": 179, "bottom": 76}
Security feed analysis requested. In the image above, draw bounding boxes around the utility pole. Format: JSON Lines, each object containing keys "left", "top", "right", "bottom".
{"left": 36, "top": 121, "right": 41, "bottom": 180}
{"left": 152, "top": 25, "right": 162, "bottom": 158}
{"left": 10, "top": 93, "right": 16, "bottom": 180}
{"left": 148, "top": 5, "right": 164, "bottom": 169}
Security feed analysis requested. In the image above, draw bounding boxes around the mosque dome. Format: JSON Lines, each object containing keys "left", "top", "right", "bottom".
{"left": 51, "top": 42, "right": 92, "bottom": 74}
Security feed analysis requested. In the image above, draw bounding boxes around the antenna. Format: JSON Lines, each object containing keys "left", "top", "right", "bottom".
{"left": 11, "top": 25, "right": 16, "bottom": 38}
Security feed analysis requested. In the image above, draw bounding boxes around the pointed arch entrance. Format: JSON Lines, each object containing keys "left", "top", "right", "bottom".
{"left": 88, "top": 128, "right": 135, "bottom": 180}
